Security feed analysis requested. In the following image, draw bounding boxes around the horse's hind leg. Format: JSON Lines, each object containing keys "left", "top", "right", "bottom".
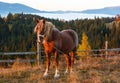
{"left": 64, "top": 54, "right": 71, "bottom": 74}
{"left": 69, "top": 51, "right": 75, "bottom": 73}
{"left": 54, "top": 51, "right": 60, "bottom": 78}
{"left": 43, "top": 53, "right": 51, "bottom": 78}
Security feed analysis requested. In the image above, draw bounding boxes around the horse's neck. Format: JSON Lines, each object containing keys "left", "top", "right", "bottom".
{"left": 44, "top": 27, "right": 60, "bottom": 42}
{"left": 51, "top": 27, "right": 60, "bottom": 40}
{"left": 53, "top": 27, "right": 59, "bottom": 32}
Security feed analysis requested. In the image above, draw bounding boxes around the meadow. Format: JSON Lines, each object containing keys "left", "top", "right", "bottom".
{"left": 0, "top": 55, "right": 120, "bottom": 83}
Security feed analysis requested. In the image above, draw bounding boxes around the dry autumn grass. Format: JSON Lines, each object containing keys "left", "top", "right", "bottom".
{"left": 0, "top": 55, "right": 120, "bottom": 83}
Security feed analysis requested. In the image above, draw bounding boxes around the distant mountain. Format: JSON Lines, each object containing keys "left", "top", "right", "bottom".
{"left": 0, "top": 1, "right": 46, "bottom": 14}
{"left": 0, "top": 1, "right": 120, "bottom": 16}
{"left": 81, "top": 6, "right": 120, "bottom": 15}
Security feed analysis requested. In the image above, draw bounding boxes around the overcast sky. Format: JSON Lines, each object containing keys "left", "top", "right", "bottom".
{"left": 0, "top": 0, "right": 120, "bottom": 11}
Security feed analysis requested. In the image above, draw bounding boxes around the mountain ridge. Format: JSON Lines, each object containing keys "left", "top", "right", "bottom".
{"left": 0, "top": 1, "right": 46, "bottom": 14}
{"left": 81, "top": 6, "right": 120, "bottom": 15}
{"left": 0, "top": 1, "right": 120, "bottom": 15}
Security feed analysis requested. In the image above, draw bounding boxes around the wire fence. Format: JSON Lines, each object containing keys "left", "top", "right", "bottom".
{"left": 1, "top": 40, "right": 119, "bottom": 65}
{"left": 0, "top": 48, "right": 120, "bottom": 63}
{"left": 77, "top": 48, "right": 120, "bottom": 56}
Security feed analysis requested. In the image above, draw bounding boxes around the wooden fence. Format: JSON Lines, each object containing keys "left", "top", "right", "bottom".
{"left": 0, "top": 41, "right": 120, "bottom": 66}
{"left": 0, "top": 42, "right": 41, "bottom": 66}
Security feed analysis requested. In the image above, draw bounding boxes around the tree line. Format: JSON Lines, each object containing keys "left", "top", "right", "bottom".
{"left": 0, "top": 13, "right": 120, "bottom": 53}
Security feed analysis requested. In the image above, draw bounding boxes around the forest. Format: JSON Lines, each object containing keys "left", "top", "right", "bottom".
{"left": 0, "top": 13, "right": 120, "bottom": 53}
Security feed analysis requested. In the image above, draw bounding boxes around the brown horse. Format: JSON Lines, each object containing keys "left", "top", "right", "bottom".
{"left": 34, "top": 18, "right": 78, "bottom": 78}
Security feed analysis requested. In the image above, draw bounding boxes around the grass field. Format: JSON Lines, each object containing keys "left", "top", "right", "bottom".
{"left": 0, "top": 56, "right": 120, "bottom": 83}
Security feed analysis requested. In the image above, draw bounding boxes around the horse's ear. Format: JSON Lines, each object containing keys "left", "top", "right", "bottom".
{"left": 43, "top": 19, "right": 46, "bottom": 24}
{"left": 33, "top": 17, "right": 39, "bottom": 23}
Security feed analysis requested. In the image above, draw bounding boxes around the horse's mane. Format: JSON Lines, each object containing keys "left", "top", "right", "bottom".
{"left": 44, "top": 21, "right": 56, "bottom": 41}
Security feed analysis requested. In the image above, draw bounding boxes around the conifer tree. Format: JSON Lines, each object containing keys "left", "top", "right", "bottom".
{"left": 77, "top": 32, "right": 91, "bottom": 58}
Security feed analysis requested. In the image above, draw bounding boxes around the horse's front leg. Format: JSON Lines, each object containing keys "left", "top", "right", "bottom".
{"left": 54, "top": 51, "right": 60, "bottom": 78}
{"left": 43, "top": 53, "right": 51, "bottom": 78}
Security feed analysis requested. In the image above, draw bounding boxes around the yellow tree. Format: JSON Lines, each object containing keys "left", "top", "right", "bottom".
{"left": 77, "top": 32, "right": 91, "bottom": 58}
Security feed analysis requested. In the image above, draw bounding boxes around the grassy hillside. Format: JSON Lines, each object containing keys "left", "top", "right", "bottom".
{"left": 0, "top": 56, "right": 120, "bottom": 83}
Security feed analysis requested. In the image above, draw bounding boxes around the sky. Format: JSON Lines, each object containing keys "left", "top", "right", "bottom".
{"left": 0, "top": 0, "right": 120, "bottom": 11}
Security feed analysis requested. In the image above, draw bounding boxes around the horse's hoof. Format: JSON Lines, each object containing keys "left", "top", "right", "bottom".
{"left": 64, "top": 70, "right": 69, "bottom": 75}
{"left": 70, "top": 70, "right": 74, "bottom": 74}
{"left": 54, "top": 74, "right": 60, "bottom": 79}
{"left": 43, "top": 73, "right": 48, "bottom": 78}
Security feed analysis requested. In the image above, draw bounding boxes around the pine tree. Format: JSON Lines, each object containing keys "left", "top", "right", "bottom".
{"left": 77, "top": 32, "right": 91, "bottom": 58}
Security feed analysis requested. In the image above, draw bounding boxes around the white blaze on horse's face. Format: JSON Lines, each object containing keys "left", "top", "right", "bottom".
{"left": 34, "top": 19, "right": 46, "bottom": 35}
{"left": 34, "top": 19, "right": 46, "bottom": 43}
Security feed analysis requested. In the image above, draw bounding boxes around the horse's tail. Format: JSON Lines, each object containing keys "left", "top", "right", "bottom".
{"left": 71, "top": 30, "right": 78, "bottom": 48}
{"left": 71, "top": 30, "right": 79, "bottom": 60}
{"left": 75, "top": 32, "right": 78, "bottom": 48}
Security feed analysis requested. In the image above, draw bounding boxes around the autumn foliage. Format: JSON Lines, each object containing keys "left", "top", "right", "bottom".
{"left": 77, "top": 32, "right": 91, "bottom": 59}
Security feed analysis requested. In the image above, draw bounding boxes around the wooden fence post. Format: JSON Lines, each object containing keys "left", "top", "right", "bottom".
{"left": 37, "top": 42, "right": 41, "bottom": 66}
{"left": 105, "top": 41, "right": 108, "bottom": 58}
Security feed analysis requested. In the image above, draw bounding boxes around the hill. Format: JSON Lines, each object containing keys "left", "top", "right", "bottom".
{"left": 81, "top": 6, "right": 120, "bottom": 15}
{"left": 0, "top": 2, "right": 45, "bottom": 14}
{"left": 0, "top": 1, "right": 120, "bottom": 16}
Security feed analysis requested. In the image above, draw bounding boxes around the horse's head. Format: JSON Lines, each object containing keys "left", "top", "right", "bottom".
{"left": 34, "top": 18, "right": 46, "bottom": 35}
{"left": 34, "top": 18, "right": 55, "bottom": 41}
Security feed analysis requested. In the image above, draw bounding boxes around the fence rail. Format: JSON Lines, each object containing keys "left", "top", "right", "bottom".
{"left": 0, "top": 52, "right": 37, "bottom": 63}
{"left": 0, "top": 60, "right": 36, "bottom": 63}
{"left": 0, "top": 48, "right": 120, "bottom": 63}
{"left": 77, "top": 48, "right": 120, "bottom": 52}
{"left": 0, "top": 52, "right": 36, "bottom": 56}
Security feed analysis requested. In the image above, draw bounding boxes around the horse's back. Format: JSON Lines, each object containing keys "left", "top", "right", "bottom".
{"left": 60, "top": 29, "right": 78, "bottom": 52}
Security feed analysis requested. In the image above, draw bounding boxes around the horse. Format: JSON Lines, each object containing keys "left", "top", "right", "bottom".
{"left": 34, "top": 18, "right": 78, "bottom": 78}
